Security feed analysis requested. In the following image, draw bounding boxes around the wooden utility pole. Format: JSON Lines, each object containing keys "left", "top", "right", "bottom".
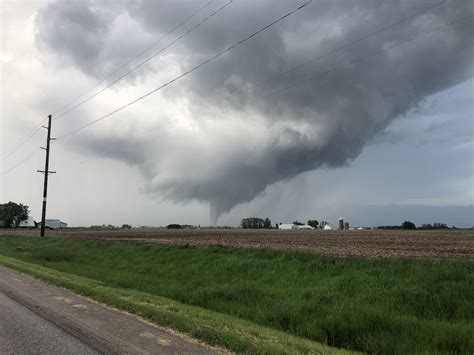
{"left": 38, "top": 115, "right": 55, "bottom": 237}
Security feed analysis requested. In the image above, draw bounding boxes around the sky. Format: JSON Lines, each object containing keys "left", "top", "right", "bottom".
{"left": 1, "top": 0, "right": 473, "bottom": 228}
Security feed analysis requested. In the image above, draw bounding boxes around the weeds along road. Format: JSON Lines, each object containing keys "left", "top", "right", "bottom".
{"left": 0, "top": 266, "right": 218, "bottom": 354}
{"left": 1, "top": 229, "right": 473, "bottom": 259}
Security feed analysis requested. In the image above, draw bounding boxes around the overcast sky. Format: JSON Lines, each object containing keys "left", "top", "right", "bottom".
{"left": 1, "top": 0, "right": 473, "bottom": 227}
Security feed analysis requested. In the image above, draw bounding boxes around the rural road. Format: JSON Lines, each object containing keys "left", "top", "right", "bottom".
{"left": 0, "top": 266, "right": 218, "bottom": 354}
{"left": 0, "top": 292, "right": 99, "bottom": 354}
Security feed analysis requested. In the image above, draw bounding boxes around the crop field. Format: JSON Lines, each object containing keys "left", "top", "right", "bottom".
{"left": 0, "top": 236, "right": 473, "bottom": 354}
{"left": 1, "top": 228, "right": 472, "bottom": 259}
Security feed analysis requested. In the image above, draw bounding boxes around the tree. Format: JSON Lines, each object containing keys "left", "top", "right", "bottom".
{"left": 241, "top": 217, "right": 265, "bottom": 229}
{"left": 0, "top": 202, "right": 29, "bottom": 228}
{"left": 401, "top": 220, "right": 416, "bottom": 230}
{"left": 167, "top": 224, "right": 181, "bottom": 229}
{"left": 307, "top": 220, "right": 319, "bottom": 229}
{"left": 263, "top": 217, "right": 272, "bottom": 229}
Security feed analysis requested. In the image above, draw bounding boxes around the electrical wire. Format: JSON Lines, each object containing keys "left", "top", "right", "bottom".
{"left": 0, "top": 122, "right": 46, "bottom": 160}
{"left": 0, "top": 149, "right": 41, "bottom": 176}
{"left": 56, "top": 0, "right": 314, "bottom": 140}
{"left": 54, "top": 0, "right": 233, "bottom": 121}
{"left": 51, "top": 0, "right": 217, "bottom": 117}
{"left": 225, "top": 0, "right": 448, "bottom": 100}
{"left": 248, "top": 14, "right": 474, "bottom": 109}
{"left": 184, "top": 0, "right": 450, "bottom": 120}
{"left": 1, "top": 0, "right": 226, "bottom": 161}
{"left": 134, "top": 12, "right": 474, "bottom": 141}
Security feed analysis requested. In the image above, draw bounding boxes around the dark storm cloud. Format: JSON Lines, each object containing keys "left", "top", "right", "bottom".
{"left": 35, "top": 0, "right": 152, "bottom": 79}
{"left": 35, "top": 1, "right": 109, "bottom": 76}
{"left": 35, "top": 0, "right": 474, "bottom": 223}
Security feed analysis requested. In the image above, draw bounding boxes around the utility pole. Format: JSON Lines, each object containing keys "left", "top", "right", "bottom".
{"left": 38, "top": 115, "right": 56, "bottom": 237}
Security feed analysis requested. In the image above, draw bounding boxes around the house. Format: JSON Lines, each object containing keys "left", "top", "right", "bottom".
{"left": 38, "top": 219, "right": 68, "bottom": 229}
{"left": 323, "top": 224, "right": 333, "bottom": 230}
{"left": 18, "top": 217, "right": 36, "bottom": 228}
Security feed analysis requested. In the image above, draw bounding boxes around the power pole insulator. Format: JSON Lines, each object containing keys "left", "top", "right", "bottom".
{"left": 39, "top": 115, "right": 53, "bottom": 237}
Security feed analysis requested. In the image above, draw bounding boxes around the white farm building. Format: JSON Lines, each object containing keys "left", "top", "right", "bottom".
{"left": 38, "top": 219, "right": 68, "bottom": 229}
{"left": 18, "top": 217, "right": 36, "bottom": 228}
{"left": 279, "top": 223, "right": 314, "bottom": 230}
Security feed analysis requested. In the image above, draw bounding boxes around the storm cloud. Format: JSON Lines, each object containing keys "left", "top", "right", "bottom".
{"left": 35, "top": 0, "right": 474, "bottom": 224}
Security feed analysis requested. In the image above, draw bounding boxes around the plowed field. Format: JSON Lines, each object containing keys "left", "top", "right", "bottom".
{"left": 1, "top": 228, "right": 472, "bottom": 259}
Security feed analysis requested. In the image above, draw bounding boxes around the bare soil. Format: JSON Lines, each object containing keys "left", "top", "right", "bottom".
{"left": 1, "top": 228, "right": 472, "bottom": 259}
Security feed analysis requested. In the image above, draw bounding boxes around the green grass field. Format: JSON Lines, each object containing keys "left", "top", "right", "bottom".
{"left": 0, "top": 237, "right": 472, "bottom": 354}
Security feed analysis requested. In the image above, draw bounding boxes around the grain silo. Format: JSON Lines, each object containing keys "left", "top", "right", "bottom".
{"left": 339, "top": 218, "right": 344, "bottom": 230}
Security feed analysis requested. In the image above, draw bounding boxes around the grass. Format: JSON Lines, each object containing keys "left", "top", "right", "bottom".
{"left": 0, "top": 237, "right": 473, "bottom": 354}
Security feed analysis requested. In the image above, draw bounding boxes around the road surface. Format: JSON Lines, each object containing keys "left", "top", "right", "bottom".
{"left": 0, "top": 292, "right": 99, "bottom": 354}
{"left": 0, "top": 265, "right": 218, "bottom": 354}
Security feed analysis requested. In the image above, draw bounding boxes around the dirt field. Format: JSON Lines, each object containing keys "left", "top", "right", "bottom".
{"left": 1, "top": 228, "right": 472, "bottom": 259}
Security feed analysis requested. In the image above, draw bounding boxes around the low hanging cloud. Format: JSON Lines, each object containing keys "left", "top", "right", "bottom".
{"left": 35, "top": 0, "right": 474, "bottom": 224}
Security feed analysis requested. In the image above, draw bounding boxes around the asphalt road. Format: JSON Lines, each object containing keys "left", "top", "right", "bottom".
{"left": 0, "top": 291, "right": 99, "bottom": 355}
{"left": 0, "top": 265, "right": 217, "bottom": 354}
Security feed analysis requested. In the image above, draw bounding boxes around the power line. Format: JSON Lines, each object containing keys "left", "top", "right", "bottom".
{"left": 228, "top": 0, "right": 449, "bottom": 99}
{"left": 1, "top": 0, "right": 225, "bottom": 161}
{"left": 53, "top": 0, "right": 233, "bottom": 121}
{"left": 249, "top": 14, "right": 474, "bottom": 108}
{"left": 51, "top": 0, "right": 216, "bottom": 117}
{"left": 0, "top": 121, "right": 46, "bottom": 160}
{"left": 56, "top": 0, "right": 314, "bottom": 140}
{"left": 0, "top": 148, "right": 41, "bottom": 176}
{"left": 184, "top": 0, "right": 449, "bottom": 120}
{"left": 135, "top": 12, "right": 474, "bottom": 141}
{"left": 191, "top": 13, "right": 473, "bottom": 129}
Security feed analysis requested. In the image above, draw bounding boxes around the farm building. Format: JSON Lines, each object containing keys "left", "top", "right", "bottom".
{"left": 38, "top": 219, "right": 68, "bottom": 229}
{"left": 296, "top": 224, "right": 314, "bottom": 230}
{"left": 18, "top": 217, "right": 36, "bottom": 228}
{"left": 279, "top": 223, "right": 298, "bottom": 230}
{"left": 323, "top": 224, "right": 333, "bottom": 230}
{"left": 279, "top": 223, "right": 314, "bottom": 230}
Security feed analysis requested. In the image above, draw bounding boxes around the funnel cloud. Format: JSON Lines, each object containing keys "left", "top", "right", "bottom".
{"left": 35, "top": 0, "right": 474, "bottom": 224}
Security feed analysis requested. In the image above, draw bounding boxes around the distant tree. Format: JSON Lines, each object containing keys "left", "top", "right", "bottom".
{"left": 241, "top": 217, "right": 265, "bottom": 229}
{"left": 0, "top": 201, "right": 29, "bottom": 228}
{"left": 167, "top": 224, "right": 181, "bottom": 229}
{"left": 307, "top": 220, "right": 319, "bottom": 229}
{"left": 263, "top": 217, "right": 272, "bottom": 229}
{"left": 293, "top": 221, "right": 304, "bottom": 226}
{"left": 121, "top": 224, "right": 132, "bottom": 229}
{"left": 401, "top": 220, "right": 416, "bottom": 230}
{"left": 377, "top": 225, "right": 402, "bottom": 229}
